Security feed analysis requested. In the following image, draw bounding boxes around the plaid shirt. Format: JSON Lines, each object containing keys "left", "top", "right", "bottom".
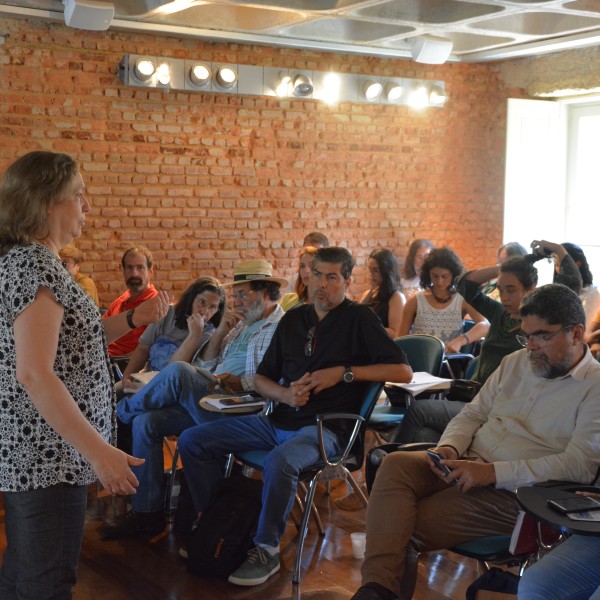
{"left": 193, "top": 304, "right": 284, "bottom": 391}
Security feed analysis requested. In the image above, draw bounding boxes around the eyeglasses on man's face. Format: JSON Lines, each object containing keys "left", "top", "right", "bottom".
{"left": 232, "top": 289, "right": 256, "bottom": 302}
{"left": 516, "top": 324, "right": 576, "bottom": 348}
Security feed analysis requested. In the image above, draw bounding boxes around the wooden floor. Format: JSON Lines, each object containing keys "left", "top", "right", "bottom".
{"left": 1, "top": 477, "right": 514, "bottom": 600}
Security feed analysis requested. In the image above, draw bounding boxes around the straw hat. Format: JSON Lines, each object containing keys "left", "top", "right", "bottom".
{"left": 223, "top": 259, "right": 288, "bottom": 287}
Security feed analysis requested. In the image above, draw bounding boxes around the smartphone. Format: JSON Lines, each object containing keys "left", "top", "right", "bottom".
{"left": 426, "top": 450, "right": 452, "bottom": 475}
{"left": 220, "top": 395, "right": 257, "bottom": 406}
{"left": 547, "top": 496, "right": 600, "bottom": 514}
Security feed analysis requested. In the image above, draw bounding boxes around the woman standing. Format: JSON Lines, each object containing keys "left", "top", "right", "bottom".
{"left": 0, "top": 151, "right": 169, "bottom": 598}
{"left": 399, "top": 247, "right": 489, "bottom": 354}
{"left": 360, "top": 248, "right": 406, "bottom": 337}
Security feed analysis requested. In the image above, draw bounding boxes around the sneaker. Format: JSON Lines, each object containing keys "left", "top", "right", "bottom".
{"left": 100, "top": 510, "right": 165, "bottom": 540}
{"left": 350, "top": 583, "right": 399, "bottom": 600}
{"left": 228, "top": 546, "right": 280, "bottom": 586}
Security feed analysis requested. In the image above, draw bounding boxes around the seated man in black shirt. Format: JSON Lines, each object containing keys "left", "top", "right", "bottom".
{"left": 178, "top": 246, "right": 412, "bottom": 587}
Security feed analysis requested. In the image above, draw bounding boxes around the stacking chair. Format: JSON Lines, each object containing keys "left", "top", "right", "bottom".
{"left": 368, "top": 334, "right": 445, "bottom": 441}
{"left": 229, "top": 381, "right": 383, "bottom": 583}
{"left": 365, "top": 442, "right": 543, "bottom": 589}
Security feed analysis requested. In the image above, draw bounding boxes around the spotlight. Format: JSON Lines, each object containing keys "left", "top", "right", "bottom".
{"left": 429, "top": 84, "right": 448, "bottom": 107}
{"left": 189, "top": 63, "right": 211, "bottom": 88}
{"left": 276, "top": 73, "right": 291, "bottom": 97}
{"left": 155, "top": 62, "right": 171, "bottom": 86}
{"left": 362, "top": 80, "right": 382, "bottom": 102}
{"left": 407, "top": 84, "right": 429, "bottom": 109}
{"left": 133, "top": 58, "right": 155, "bottom": 83}
{"left": 215, "top": 65, "right": 237, "bottom": 89}
{"left": 385, "top": 82, "right": 403, "bottom": 102}
{"left": 292, "top": 74, "right": 313, "bottom": 97}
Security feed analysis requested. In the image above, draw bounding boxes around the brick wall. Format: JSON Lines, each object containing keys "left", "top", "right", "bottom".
{"left": 0, "top": 17, "right": 527, "bottom": 306}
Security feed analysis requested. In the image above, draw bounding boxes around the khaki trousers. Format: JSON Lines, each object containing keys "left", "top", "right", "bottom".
{"left": 361, "top": 451, "right": 520, "bottom": 599}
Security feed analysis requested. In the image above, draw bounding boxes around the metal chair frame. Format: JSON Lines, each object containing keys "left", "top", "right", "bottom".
{"left": 231, "top": 381, "right": 384, "bottom": 584}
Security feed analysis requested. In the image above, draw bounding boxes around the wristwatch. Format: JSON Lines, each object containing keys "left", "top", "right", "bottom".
{"left": 126, "top": 309, "right": 136, "bottom": 329}
{"left": 342, "top": 366, "right": 355, "bottom": 383}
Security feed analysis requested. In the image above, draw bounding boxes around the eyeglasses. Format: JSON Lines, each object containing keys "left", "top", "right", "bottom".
{"left": 231, "top": 290, "right": 256, "bottom": 302}
{"left": 305, "top": 326, "right": 316, "bottom": 357}
{"left": 516, "top": 324, "right": 576, "bottom": 348}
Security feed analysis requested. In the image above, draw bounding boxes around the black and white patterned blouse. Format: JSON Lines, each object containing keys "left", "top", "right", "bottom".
{"left": 0, "top": 243, "right": 115, "bottom": 492}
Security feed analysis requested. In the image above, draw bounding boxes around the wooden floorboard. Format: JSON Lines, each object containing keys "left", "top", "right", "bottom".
{"left": 0, "top": 479, "right": 515, "bottom": 600}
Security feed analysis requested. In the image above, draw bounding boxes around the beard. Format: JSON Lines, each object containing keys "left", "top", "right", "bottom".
{"left": 242, "top": 299, "right": 266, "bottom": 325}
{"left": 528, "top": 351, "right": 572, "bottom": 379}
{"left": 126, "top": 277, "right": 144, "bottom": 293}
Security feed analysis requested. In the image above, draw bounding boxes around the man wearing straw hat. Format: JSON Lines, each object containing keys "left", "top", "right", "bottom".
{"left": 101, "top": 259, "right": 286, "bottom": 540}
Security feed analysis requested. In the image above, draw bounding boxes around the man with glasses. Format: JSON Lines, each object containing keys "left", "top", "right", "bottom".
{"left": 351, "top": 283, "right": 600, "bottom": 600}
{"left": 177, "top": 247, "right": 412, "bottom": 586}
{"left": 101, "top": 259, "right": 286, "bottom": 539}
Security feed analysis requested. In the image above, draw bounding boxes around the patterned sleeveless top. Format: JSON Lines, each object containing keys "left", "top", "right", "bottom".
{"left": 411, "top": 291, "right": 464, "bottom": 343}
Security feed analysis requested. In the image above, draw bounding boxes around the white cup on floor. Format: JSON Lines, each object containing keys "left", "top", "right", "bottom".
{"left": 351, "top": 532, "right": 366, "bottom": 559}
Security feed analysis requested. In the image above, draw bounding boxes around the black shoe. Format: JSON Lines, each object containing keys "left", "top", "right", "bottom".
{"left": 350, "top": 583, "right": 399, "bottom": 600}
{"left": 100, "top": 510, "right": 165, "bottom": 540}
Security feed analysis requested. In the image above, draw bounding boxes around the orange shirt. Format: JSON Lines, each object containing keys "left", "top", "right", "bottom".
{"left": 102, "top": 284, "right": 158, "bottom": 356}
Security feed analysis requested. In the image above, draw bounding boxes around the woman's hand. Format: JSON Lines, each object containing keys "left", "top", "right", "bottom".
{"left": 445, "top": 337, "right": 465, "bottom": 354}
{"left": 90, "top": 444, "right": 145, "bottom": 496}
{"left": 186, "top": 313, "right": 205, "bottom": 339}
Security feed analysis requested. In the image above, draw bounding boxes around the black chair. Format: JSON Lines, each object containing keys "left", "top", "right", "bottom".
{"left": 230, "top": 381, "right": 384, "bottom": 583}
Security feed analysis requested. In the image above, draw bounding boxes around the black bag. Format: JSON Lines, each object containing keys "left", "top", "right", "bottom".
{"left": 445, "top": 379, "right": 482, "bottom": 403}
{"left": 465, "top": 566, "right": 520, "bottom": 599}
{"left": 187, "top": 472, "right": 263, "bottom": 579}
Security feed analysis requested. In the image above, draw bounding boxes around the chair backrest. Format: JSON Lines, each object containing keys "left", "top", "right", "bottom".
{"left": 394, "top": 334, "right": 445, "bottom": 375}
{"left": 465, "top": 356, "right": 479, "bottom": 380}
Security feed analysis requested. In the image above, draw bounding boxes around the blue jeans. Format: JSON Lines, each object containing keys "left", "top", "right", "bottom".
{"left": 117, "top": 362, "right": 212, "bottom": 425}
{"left": 518, "top": 535, "right": 600, "bottom": 600}
{"left": 0, "top": 483, "right": 87, "bottom": 600}
{"left": 178, "top": 415, "right": 342, "bottom": 547}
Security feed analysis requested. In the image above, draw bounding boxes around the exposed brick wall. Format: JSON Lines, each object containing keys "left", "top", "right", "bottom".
{"left": 0, "top": 17, "right": 527, "bottom": 306}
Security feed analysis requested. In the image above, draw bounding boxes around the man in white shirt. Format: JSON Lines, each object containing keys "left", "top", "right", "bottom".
{"left": 351, "top": 283, "right": 600, "bottom": 600}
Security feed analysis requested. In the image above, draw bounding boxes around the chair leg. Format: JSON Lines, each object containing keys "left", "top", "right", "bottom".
{"left": 297, "top": 481, "right": 324, "bottom": 535}
{"left": 344, "top": 470, "right": 369, "bottom": 508}
{"left": 164, "top": 444, "right": 180, "bottom": 517}
{"left": 292, "top": 472, "right": 323, "bottom": 584}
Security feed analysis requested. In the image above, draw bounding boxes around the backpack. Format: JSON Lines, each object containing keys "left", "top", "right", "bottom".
{"left": 187, "top": 472, "right": 263, "bottom": 579}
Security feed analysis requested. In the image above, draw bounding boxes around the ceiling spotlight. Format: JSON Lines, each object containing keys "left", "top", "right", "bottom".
{"left": 362, "top": 80, "right": 382, "bottom": 102}
{"left": 189, "top": 63, "right": 211, "bottom": 87}
{"left": 276, "top": 73, "right": 291, "bottom": 97}
{"left": 385, "top": 82, "right": 403, "bottom": 102}
{"left": 429, "top": 84, "right": 448, "bottom": 107}
{"left": 215, "top": 65, "right": 237, "bottom": 89}
{"left": 133, "top": 58, "right": 155, "bottom": 83}
{"left": 292, "top": 74, "right": 313, "bottom": 97}
{"left": 407, "top": 84, "right": 430, "bottom": 109}
{"left": 155, "top": 62, "right": 171, "bottom": 86}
